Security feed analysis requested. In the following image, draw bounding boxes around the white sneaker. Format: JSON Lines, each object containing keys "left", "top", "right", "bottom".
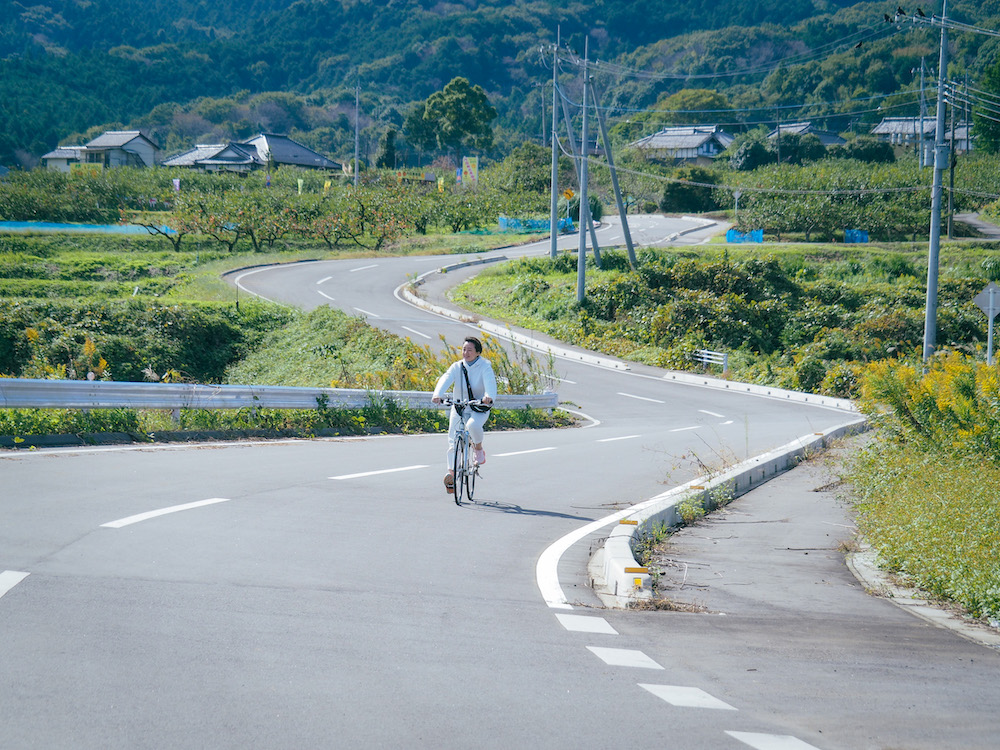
{"left": 475, "top": 448, "right": 486, "bottom": 465}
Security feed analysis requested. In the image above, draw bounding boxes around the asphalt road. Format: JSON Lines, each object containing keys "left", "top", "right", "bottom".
{"left": 2, "top": 215, "right": 997, "bottom": 749}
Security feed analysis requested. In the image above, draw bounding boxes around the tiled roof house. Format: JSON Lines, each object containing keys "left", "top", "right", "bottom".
{"left": 240, "top": 133, "right": 341, "bottom": 170}
{"left": 629, "top": 125, "right": 735, "bottom": 164}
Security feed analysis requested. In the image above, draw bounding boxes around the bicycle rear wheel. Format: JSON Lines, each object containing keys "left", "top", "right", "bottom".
{"left": 452, "top": 433, "right": 467, "bottom": 506}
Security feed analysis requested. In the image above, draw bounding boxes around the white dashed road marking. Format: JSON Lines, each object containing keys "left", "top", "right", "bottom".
{"left": 349, "top": 264, "right": 378, "bottom": 272}
{"left": 318, "top": 291, "right": 336, "bottom": 301}
{"left": 554, "top": 614, "right": 618, "bottom": 634}
{"left": 401, "top": 326, "right": 432, "bottom": 339}
{"left": 101, "top": 498, "right": 230, "bottom": 528}
{"left": 316, "top": 276, "right": 333, "bottom": 284}
{"left": 670, "top": 425, "right": 700, "bottom": 433}
{"left": 699, "top": 409, "right": 725, "bottom": 417}
{"left": 725, "top": 732, "right": 823, "bottom": 750}
{"left": 353, "top": 307, "right": 381, "bottom": 318}
{"left": 617, "top": 392, "right": 665, "bottom": 404}
{"left": 587, "top": 647, "right": 663, "bottom": 669}
{"left": 330, "top": 465, "right": 429, "bottom": 480}
{"left": 0, "top": 571, "right": 29, "bottom": 600}
{"left": 493, "top": 447, "right": 556, "bottom": 457}
{"left": 638, "top": 684, "right": 737, "bottom": 710}
{"left": 597, "top": 435, "right": 639, "bottom": 443}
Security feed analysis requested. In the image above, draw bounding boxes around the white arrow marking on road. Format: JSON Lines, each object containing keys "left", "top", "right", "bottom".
{"left": 0, "top": 571, "right": 30, "bottom": 600}
{"left": 330, "top": 465, "right": 429, "bottom": 480}
{"left": 725, "top": 732, "right": 822, "bottom": 750}
{"left": 102, "top": 498, "right": 230, "bottom": 528}
{"left": 639, "top": 684, "right": 737, "bottom": 710}
{"left": 354, "top": 307, "right": 381, "bottom": 318}
{"left": 402, "top": 326, "right": 432, "bottom": 339}
{"left": 555, "top": 614, "right": 618, "bottom": 634}
{"left": 597, "top": 435, "right": 640, "bottom": 443}
{"left": 587, "top": 647, "right": 663, "bottom": 669}
{"left": 318, "top": 291, "right": 336, "bottom": 301}
{"left": 493, "top": 447, "right": 556, "bottom": 457}
{"left": 699, "top": 409, "right": 725, "bottom": 417}
{"left": 349, "top": 264, "right": 378, "bottom": 272}
{"left": 617, "top": 392, "right": 665, "bottom": 404}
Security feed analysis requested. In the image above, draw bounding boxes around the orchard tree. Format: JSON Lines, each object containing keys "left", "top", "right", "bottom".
{"left": 408, "top": 77, "right": 497, "bottom": 164}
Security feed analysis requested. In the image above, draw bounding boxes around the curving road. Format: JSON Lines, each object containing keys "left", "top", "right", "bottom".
{"left": 2, "top": 216, "right": 996, "bottom": 749}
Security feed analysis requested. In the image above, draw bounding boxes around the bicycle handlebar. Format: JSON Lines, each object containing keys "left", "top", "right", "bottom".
{"left": 439, "top": 397, "right": 491, "bottom": 409}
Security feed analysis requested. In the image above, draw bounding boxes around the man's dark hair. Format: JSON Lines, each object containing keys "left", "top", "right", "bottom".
{"left": 464, "top": 336, "right": 483, "bottom": 354}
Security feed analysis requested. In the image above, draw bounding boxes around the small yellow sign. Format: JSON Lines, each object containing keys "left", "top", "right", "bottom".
{"left": 563, "top": 189, "right": 574, "bottom": 199}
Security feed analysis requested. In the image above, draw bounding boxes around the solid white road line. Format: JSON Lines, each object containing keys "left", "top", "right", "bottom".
{"left": 617, "top": 391, "right": 665, "bottom": 404}
{"left": 493, "top": 447, "right": 556, "bottom": 457}
{"left": 330, "top": 464, "right": 429, "bottom": 480}
{"left": 699, "top": 409, "right": 725, "bottom": 417}
{"left": 586, "top": 647, "right": 663, "bottom": 669}
{"left": 596, "top": 435, "right": 640, "bottom": 443}
{"left": 401, "top": 326, "right": 432, "bottom": 339}
{"left": 638, "top": 684, "right": 737, "bottom": 710}
{"left": 349, "top": 264, "right": 378, "bottom": 272}
{"left": 555, "top": 614, "right": 618, "bottom": 634}
{"left": 0, "top": 571, "right": 29, "bottom": 600}
{"left": 353, "top": 307, "right": 381, "bottom": 318}
{"left": 101, "top": 498, "right": 230, "bottom": 529}
{"left": 318, "top": 291, "right": 336, "bottom": 301}
{"left": 725, "top": 732, "right": 822, "bottom": 750}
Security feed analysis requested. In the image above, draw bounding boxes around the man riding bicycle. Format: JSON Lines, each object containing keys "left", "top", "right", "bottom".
{"left": 431, "top": 336, "right": 496, "bottom": 494}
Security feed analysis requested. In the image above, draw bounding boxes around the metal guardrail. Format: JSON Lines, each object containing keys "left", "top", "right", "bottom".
{"left": 0, "top": 378, "right": 558, "bottom": 412}
{"left": 693, "top": 349, "right": 728, "bottom": 374}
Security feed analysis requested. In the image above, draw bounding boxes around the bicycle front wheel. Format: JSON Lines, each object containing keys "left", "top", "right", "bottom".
{"left": 465, "top": 444, "right": 477, "bottom": 503}
{"left": 452, "top": 433, "right": 467, "bottom": 506}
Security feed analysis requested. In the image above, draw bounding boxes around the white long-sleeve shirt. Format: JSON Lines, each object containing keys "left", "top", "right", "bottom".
{"left": 433, "top": 356, "right": 497, "bottom": 402}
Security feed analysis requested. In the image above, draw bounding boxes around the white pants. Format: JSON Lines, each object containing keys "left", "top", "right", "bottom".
{"left": 446, "top": 406, "right": 490, "bottom": 468}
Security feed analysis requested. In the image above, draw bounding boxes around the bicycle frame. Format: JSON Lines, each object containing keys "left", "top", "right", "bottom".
{"left": 441, "top": 398, "right": 484, "bottom": 505}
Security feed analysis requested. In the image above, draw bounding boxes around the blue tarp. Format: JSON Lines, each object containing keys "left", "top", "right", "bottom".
{"left": 845, "top": 229, "right": 869, "bottom": 243}
{"left": 498, "top": 216, "right": 573, "bottom": 233}
{"left": 726, "top": 228, "right": 764, "bottom": 243}
{"left": 0, "top": 221, "right": 176, "bottom": 234}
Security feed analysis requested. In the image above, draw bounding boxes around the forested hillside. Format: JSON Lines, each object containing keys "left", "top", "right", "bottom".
{"left": 1, "top": 0, "right": 998, "bottom": 168}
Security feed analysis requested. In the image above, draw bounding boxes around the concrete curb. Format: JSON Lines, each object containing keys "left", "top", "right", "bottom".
{"left": 846, "top": 546, "right": 1000, "bottom": 651}
{"left": 397, "top": 263, "right": 630, "bottom": 370}
{"left": 589, "top": 417, "right": 868, "bottom": 608}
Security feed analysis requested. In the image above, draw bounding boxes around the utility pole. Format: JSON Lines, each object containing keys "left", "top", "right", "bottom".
{"left": 549, "top": 32, "right": 560, "bottom": 260}
{"left": 923, "top": 0, "right": 949, "bottom": 362}
{"left": 948, "top": 86, "right": 956, "bottom": 239}
{"left": 919, "top": 58, "right": 927, "bottom": 167}
{"left": 576, "top": 38, "right": 589, "bottom": 305}
{"left": 588, "top": 77, "right": 637, "bottom": 270}
{"left": 354, "top": 78, "right": 361, "bottom": 188}
{"left": 559, "top": 81, "right": 602, "bottom": 267}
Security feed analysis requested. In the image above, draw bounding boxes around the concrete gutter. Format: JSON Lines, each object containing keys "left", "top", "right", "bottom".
{"left": 588, "top": 418, "right": 867, "bottom": 608}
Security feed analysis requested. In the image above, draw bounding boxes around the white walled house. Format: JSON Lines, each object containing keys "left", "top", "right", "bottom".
{"left": 82, "top": 131, "right": 160, "bottom": 168}
{"left": 629, "top": 125, "right": 735, "bottom": 165}
{"left": 40, "top": 146, "right": 86, "bottom": 173}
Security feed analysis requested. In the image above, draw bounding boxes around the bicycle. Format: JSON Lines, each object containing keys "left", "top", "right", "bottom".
{"left": 440, "top": 398, "right": 488, "bottom": 506}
